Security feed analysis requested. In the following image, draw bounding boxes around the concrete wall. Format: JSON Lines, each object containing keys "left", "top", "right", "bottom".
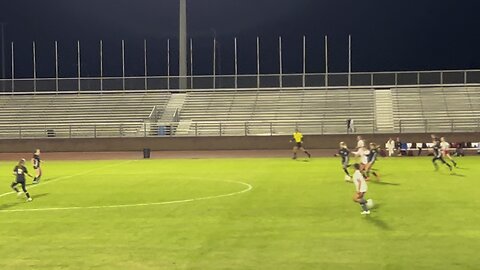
{"left": 0, "top": 133, "right": 478, "bottom": 152}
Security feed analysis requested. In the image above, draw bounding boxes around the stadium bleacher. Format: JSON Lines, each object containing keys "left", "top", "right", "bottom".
{"left": 0, "top": 92, "right": 171, "bottom": 138}
{"left": 0, "top": 86, "right": 478, "bottom": 138}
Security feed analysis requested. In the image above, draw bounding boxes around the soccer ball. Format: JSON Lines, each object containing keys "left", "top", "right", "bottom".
{"left": 344, "top": 175, "right": 352, "bottom": 182}
{"left": 366, "top": 199, "right": 374, "bottom": 209}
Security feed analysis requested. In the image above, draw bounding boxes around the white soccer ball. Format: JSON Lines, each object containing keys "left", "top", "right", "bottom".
{"left": 366, "top": 199, "right": 374, "bottom": 209}
{"left": 344, "top": 175, "right": 352, "bottom": 182}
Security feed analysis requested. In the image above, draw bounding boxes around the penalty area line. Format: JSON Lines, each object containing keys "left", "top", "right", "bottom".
{"left": 0, "top": 160, "right": 136, "bottom": 199}
{"left": 0, "top": 180, "right": 253, "bottom": 213}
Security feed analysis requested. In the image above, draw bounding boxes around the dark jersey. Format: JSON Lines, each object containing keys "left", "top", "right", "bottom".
{"left": 13, "top": 165, "right": 28, "bottom": 182}
{"left": 338, "top": 148, "right": 350, "bottom": 163}
{"left": 33, "top": 154, "right": 41, "bottom": 168}
{"left": 368, "top": 148, "right": 379, "bottom": 163}
{"left": 433, "top": 142, "right": 442, "bottom": 157}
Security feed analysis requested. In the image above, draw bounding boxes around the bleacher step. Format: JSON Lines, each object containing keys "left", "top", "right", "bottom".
{"left": 374, "top": 89, "right": 394, "bottom": 132}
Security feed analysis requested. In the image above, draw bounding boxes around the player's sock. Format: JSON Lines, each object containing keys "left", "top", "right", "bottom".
{"left": 451, "top": 160, "right": 457, "bottom": 167}
{"left": 343, "top": 168, "right": 350, "bottom": 176}
{"left": 25, "top": 192, "right": 30, "bottom": 199}
{"left": 292, "top": 153, "right": 297, "bottom": 159}
{"left": 305, "top": 151, "right": 311, "bottom": 158}
{"left": 359, "top": 199, "right": 368, "bottom": 211}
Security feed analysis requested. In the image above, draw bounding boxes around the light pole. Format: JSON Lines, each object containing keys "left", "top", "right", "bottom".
{"left": 179, "top": 0, "right": 188, "bottom": 89}
{"left": 1, "top": 23, "right": 6, "bottom": 91}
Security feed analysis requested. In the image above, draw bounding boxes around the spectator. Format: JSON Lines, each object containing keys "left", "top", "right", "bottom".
{"left": 385, "top": 138, "right": 395, "bottom": 157}
{"left": 346, "top": 119, "right": 355, "bottom": 133}
{"left": 395, "top": 137, "right": 402, "bottom": 156}
{"left": 454, "top": 142, "right": 465, "bottom": 157}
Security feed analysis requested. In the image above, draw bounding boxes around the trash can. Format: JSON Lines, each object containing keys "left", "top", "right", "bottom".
{"left": 143, "top": 148, "right": 151, "bottom": 159}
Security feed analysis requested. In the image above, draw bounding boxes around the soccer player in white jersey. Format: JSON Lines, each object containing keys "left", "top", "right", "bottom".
{"left": 352, "top": 163, "right": 370, "bottom": 215}
{"left": 440, "top": 137, "right": 457, "bottom": 167}
{"left": 356, "top": 136, "right": 365, "bottom": 150}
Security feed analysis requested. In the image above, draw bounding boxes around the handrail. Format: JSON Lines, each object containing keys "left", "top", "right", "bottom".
{"left": 1, "top": 69, "right": 480, "bottom": 81}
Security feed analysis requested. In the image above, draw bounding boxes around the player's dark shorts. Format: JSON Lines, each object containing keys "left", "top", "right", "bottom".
{"left": 13, "top": 180, "right": 26, "bottom": 188}
{"left": 295, "top": 142, "right": 303, "bottom": 148}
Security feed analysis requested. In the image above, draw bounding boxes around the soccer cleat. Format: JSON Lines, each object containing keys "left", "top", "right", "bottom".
{"left": 361, "top": 210, "right": 371, "bottom": 215}
{"left": 307, "top": 153, "right": 311, "bottom": 158}
{"left": 17, "top": 192, "right": 23, "bottom": 197}
{"left": 27, "top": 197, "right": 32, "bottom": 202}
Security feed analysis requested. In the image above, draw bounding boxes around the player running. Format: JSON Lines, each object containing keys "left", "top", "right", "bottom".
{"left": 32, "top": 149, "right": 42, "bottom": 184}
{"left": 440, "top": 137, "right": 457, "bottom": 167}
{"left": 365, "top": 143, "right": 380, "bottom": 181}
{"left": 356, "top": 136, "right": 365, "bottom": 150}
{"left": 352, "top": 163, "right": 371, "bottom": 215}
{"left": 11, "top": 159, "right": 33, "bottom": 202}
{"left": 290, "top": 129, "right": 311, "bottom": 160}
{"left": 334, "top": 142, "right": 351, "bottom": 181}
{"left": 432, "top": 138, "right": 452, "bottom": 171}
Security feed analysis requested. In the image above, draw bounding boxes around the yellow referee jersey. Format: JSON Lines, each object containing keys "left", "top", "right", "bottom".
{"left": 293, "top": 132, "right": 303, "bottom": 143}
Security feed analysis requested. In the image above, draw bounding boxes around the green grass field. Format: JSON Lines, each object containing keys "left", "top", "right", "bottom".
{"left": 0, "top": 156, "right": 479, "bottom": 270}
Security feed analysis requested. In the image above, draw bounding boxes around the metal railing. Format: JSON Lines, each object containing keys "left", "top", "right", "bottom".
{"left": 1, "top": 69, "right": 480, "bottom": 94}
{"left": 0, "top": 119, "right": 478, "bottom": 139}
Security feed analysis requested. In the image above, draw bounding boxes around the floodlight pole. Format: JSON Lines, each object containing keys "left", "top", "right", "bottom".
{"left": 1, "top": 23, "right": 5, "bottom": 90}
{"left": 167, "top": 39, "right": 171, "bottom": 90}
{"left": 179, "top": 0, "right": 188, "bottom": 89}
{"left": 348, "top": 34, "right": 352, "bottom": 88}
{"left": 325, "top": 35, "right": 329, "bottom": 88}
{"left": 77, "top": 40, "right": 81, "bottom": 93}
{"left": 33, "top": 41, "right": 37, "bottom": 93}
{"left": 11, "top": 42, "right": 14, "bottom": 93}
{"left": 100, "top": 40, "right": 103, "bottom": 93}
{"left": 55, "top": 41, "right": 59, "bottom": 93}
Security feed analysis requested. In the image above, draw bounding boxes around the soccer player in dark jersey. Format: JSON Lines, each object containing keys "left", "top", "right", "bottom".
{"left": 334, "top": 142, "right": 352, "bottom": 181}
{"left": 31, "top": 149, "right": 42, "bottom": 184}
{"left": 365, "top": 143, "right": 380, "bottom": 180}
{"left": 432, "top": 139, "right": 452, "bottom": 171}
{"left": 290, "top": 129, "right": 311, "bottom": 159}
{"left": 11, "top": 159, "right": 33, "bottom": 202}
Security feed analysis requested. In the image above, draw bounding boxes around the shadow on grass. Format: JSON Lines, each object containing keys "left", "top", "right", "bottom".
{"left": 365, "top": 208, "right": 391, "bottom": 230}
{"left": 32, "top": 193, "right": 49, "bottom": 200}
{"left": 0, "top": 193, "right": 50, "bottom": 211}
{"left": 450, "top": 172, "right": 466, "bottom": 178}
{"left": 26, "top": 178, "right": 55, "bottom": 187}
{"left": 370, "top": 181, "right": 400, "bottom": 186}
{"left": 0, "top": 201, "right": 23, "bottom": 211}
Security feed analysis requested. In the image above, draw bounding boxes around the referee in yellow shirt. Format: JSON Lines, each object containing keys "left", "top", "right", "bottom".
{"left": 290, "top": 129, "right": 312, "bottom": 159}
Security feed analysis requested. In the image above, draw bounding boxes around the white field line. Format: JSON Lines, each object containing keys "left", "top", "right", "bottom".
{"left": 0, "top": 180, "right": 253, "bottom": 213}
{"left": 0, "top": 160, "right": 135, "bottom": 199}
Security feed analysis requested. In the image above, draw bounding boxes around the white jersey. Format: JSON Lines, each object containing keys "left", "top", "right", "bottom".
{"left": 353, "top": 170, "right": 368, "bottom": 193}
{"left": 357, "top": 140, "right": 365, "bottom": 149}
{"left": 361, "top": 150, "right": 370, "bottom": 164}
{"left": 440, "top": 141, "right": 450, "bottom": 151}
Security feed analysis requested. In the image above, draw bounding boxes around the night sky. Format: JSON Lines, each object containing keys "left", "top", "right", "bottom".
{"left": 1, "top": 0, "right": 480, "bottom": 78}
